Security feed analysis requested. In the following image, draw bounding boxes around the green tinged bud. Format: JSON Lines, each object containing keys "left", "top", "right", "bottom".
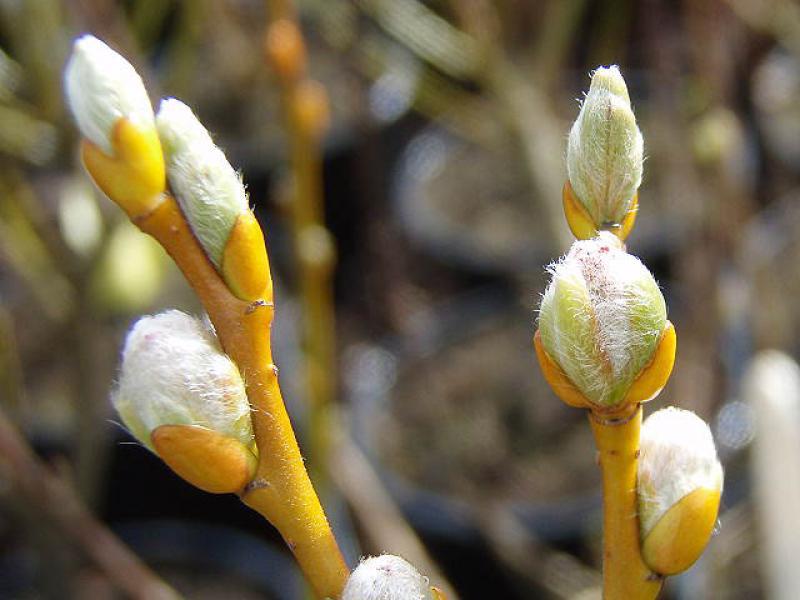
{"left": 155, "top": 98, "right": 249, "bottom": 269}
{"left": 567, "top": 66, "right": 643, "bottom": 230}
{"left": 538, "top": 232, "right": 666, "bottom": 408}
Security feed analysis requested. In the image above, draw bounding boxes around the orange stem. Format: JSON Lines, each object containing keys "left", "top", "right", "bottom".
{"left": 135, "top": 197, "right": 348, "bottom": 600}
{"left": 589, "top": 405, "right": 663, "bottom": 600}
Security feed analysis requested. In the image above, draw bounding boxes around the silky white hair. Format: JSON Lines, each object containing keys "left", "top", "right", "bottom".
{"left": 156, "top": 98, "right": 248, "bottom": 268}
{"left": 638, "top": 407, "right": 723, "bottom": 537}
{"left": 539, "top": 232, "right": 665, "bottom": 406}
{"left": 112, "top": 310, "right": 253, "bottom": 451}
{"left": 64, "top": 35, "right": 155, "bottom": 155}
{"left": 567, "top": 65, "right": 643, "bottom": 227}
{"left": 342, "top": 555, "right": 434, "bottom": 600}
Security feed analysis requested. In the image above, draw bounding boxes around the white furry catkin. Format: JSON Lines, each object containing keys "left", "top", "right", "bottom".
{"left": 156, "top": 98, "right": 248, "bottom": 269}
{"left": 112, "top": 310, "right": 253, "bottom": 450}
{"left": 567, "top": 65, "right": 643, "bottom": 228}
{"left": 638, "top": 407, "right": 723, "bottom": 538}
{"left": 64, "top": 35, "right": 155, "bottom": 156}
{"left": 342, "top": 555, "right": 434, "bottom": 600}
{"left": 538, "top": 232, "right": 666, "bottom": 407}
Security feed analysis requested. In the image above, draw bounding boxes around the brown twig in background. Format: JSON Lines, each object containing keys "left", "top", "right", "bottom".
{"left": 476, "top": 505, "right": 601, "bottom": 600}
{"left": 0, "top": 407, "right": 181, "bottom": 600}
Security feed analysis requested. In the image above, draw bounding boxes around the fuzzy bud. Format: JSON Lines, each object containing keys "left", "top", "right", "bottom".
{"left": 156, "top": 99, "right": 269, "bottom": 301}
{"left": 537, "top": 232, "right": 668, "bottom": 409}
{"left": 342, "top": 555, "right": 436, "bottom": 600}
{"left": 638, "top": 407, "right": 723, "bottom": 574}
{"left": 113, "top": 310, "right": 252, "bottom": 449}
{"left": 566, "top": 66, "right": 643, "bottom": 237}
{"left": 112, "top": 310, "right": 256, "bottom": 493}
{"left": 64, "top": 35, "right": 155, "bottom": 157}
{"left": 156, "top": 99, "right": 248, "bottom": 267}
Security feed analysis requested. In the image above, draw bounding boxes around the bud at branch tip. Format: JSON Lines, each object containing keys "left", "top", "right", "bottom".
{"left": 566, "top": 65, "right": 643, "bottom": 240}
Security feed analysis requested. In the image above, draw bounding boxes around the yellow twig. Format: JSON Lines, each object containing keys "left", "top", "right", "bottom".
{"left": 589, "top": 405, "right": 663, "bottom": 600}
{"left": 134, "top": 196, "right": 348, "bottom": 599}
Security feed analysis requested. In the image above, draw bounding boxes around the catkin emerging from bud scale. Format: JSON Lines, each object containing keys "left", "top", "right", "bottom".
{"left": 112, "top": 310, "right": 253, "bottom": 450}
{"left": 64, "top": 35, "right": 155, "bottom": 157}
{"left": 638, "top": 407, "right": 723, "bottom": 574}
{"left": 156, "top": 99, "right": 249, "bottom": 269}
{"left": 538, "top": 232, "right": 667, "bottom": 408}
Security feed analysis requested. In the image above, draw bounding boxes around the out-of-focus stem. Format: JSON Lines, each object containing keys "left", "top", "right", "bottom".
{"left": 0, "top": 306, "right": 23, "bottom": 419}
{"left": 589, "top": 405, "right": 663, "bottom": 600}
{"left": 746, "top": 351, "right": 800, "bottom": 600}
{"left": 135, "top": 196, "right": 348, "bottom": 599}
{"left": 291, "top": 112, "right": 336, "bottom": 484}
{"left": 265, "top": 7, "right": 336, "bottom": 486}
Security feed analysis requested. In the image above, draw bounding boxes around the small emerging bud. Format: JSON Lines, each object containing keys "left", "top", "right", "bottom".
{"left": 342, "top": 555, "right": 437, "bottom": 600}
{"left": 638, "top": 407, "right": 723, "bottom": 575}
{"left": 64, "top": 35, "right": 155, "bottom": 157}
{"left": 156, "top": 99, "right": 269, "bottom": 301}
{"left": 112, "top": 310, "right": 256, "bottom": 493}
{"left": 537, "top": 232, "right": 671, "bottom": 410}
{"left": 566, "top": 66, "right": 643, "bottom": 239}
